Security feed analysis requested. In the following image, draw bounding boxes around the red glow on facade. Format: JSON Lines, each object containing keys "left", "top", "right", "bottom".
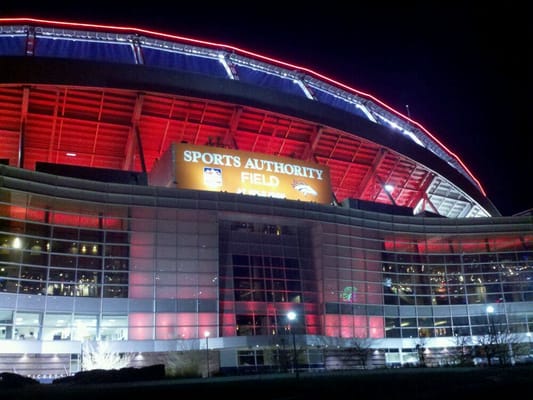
{"left": 0, "top": 17, "right": 488, "bottom": 197}
{"left": 385, "top": 234, "right": 532, "bottom": 254}
{"left": 324, "top": 315, "right": 384, "bottom": 339}
{"left": 368, "top": 316, "right": 385, "bottom": 338}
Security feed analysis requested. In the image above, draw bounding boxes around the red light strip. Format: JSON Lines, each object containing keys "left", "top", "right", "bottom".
{"left": 0, "top": 17, "right": 486, "bottom": 196}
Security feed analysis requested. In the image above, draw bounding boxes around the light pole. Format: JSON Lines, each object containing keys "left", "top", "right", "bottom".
{"left": 486, "top": 305, "right": 495, "bottom": 335}
{"left": 485, "top": 305, "right": 497, "bottom": 366}
{"left": 204, "top": 331, "right": 210, "bottom": 378}
{"left": 527, "top": 332, "right": 532, "bottom": 354}
{"left": 287, "top": 311, "right": 299, "bottom": 379}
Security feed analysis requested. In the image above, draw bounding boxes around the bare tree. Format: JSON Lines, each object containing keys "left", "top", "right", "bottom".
{"left": 165, "top": 340, "right": 208, "bottom": 378}
{"left": 81, "top": 341, "right": 134, "bottom": 371}
{"left": 492, "top": 329, "right": 522, "bottom": 366}
{"left": 475, "top": 333, "right": 498, "bottom": 366}
{"left": 449, "top": 334, "right": 474, "bottom": 366}
{"left": 348, "top": 338, "right": 374, "bottom": 369}
{"left": 165, "top": 351, "right": 205, "bottom": 378}
{"left": 271, "top": 335, "right": 291, "bottom": 372}
{"left": 415, "top": 338, "right": 427, "bottom": 367}
{"left": 511, "top": 336, "right": 532, "bottom": 363}
{"left": 474, "top": 324, "right": 523, "bottom": 366}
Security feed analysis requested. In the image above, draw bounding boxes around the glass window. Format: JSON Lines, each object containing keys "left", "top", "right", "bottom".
{"left": 49, "top": 268, "right": 76, "bottom": 282}
{"left": 238, "top": 350, "right": 264, "bottom": 367}
{"left": 0, "top": 310, "right": 13, "bottom": 339}
{"left": 72, "top": 314, "right": 97, "bottom": 341}
{"left": 42, "top": 313, "right": 72, "bottom": 340}
{"left": 103, "top": 285, "right": 127, "bottom": 298}
{"left": 14, "top": 311, "right": 41, "bottom": 340}
{"left": 19, "top": 279, "right": 47, "bottom": 295}
{"left": 100, "top": 315, "right": 128, "bottom": 341}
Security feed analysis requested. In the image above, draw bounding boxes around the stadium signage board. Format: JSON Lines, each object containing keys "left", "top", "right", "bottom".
{"left": 174, "top": 143, "right": 332, "bottom": 204}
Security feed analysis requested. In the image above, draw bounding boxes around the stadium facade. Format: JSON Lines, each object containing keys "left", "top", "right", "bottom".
{"left": 0, "top": 18, "right": 531, "bottom": 378}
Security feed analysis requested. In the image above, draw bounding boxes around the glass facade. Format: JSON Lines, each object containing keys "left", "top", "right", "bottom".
{"left": 0, "top": 166, "right": 531, "bottom": 376}
{"left": 0, "top": 195, "right": 130, "bottom": 299}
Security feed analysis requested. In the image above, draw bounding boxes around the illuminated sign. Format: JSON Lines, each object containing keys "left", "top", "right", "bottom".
{"left": 173, "top": 143, "right": 332, "bottom": 204}
{"left": 340, "top": 286, "right": 357, "bottom": 302}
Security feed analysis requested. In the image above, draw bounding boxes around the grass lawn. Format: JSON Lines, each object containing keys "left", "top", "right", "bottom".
{"left": 4, "top": 365, "right": 533, "bottom": 400}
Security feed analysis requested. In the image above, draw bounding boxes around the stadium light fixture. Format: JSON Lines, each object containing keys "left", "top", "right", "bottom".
{"left": 205, "top": 331, "right": 210, "bottom": 378}
{"left": 287, "top": 311, "right": 299, "bottom": 380}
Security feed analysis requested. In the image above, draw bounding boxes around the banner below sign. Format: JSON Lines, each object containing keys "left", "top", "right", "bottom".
{"left": 173, "top": 143, "right": 332, "bottom": 204}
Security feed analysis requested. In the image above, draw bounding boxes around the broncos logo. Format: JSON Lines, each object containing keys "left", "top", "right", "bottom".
{"left": 292, "top": 180, "right": 318, "bottom": 197}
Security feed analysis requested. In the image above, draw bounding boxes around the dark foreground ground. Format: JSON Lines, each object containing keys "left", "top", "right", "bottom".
{"left": 4, "top": 365, "right": 533, "bottom": 400}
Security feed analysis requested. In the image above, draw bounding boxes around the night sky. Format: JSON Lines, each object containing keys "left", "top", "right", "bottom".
{"left": 2, "top": 3, "right": 531, "bottom": 216}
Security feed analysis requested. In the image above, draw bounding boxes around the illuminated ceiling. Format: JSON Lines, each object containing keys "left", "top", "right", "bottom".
{"left": 0, "top": 18, "right": 499, "bottom": 218}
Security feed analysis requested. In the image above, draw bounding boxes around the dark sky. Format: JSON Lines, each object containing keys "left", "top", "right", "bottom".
{"left": 2, "top": 3, "right": 531, "bottom": 216}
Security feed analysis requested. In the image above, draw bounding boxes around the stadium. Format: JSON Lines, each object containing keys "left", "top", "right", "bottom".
{"left": 0, "top": 18, "right": 531, "bottom": 378}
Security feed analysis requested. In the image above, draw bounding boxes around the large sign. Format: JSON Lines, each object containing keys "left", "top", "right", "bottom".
{"left": 174, "top": 143, "right": 332, "bottom": 204}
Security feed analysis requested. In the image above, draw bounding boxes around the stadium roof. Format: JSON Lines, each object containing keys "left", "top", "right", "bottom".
{"left": 0, "top": 18, "right": 500, "bottom": 218}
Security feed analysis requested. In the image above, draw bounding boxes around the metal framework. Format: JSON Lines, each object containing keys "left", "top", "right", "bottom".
{"left": 0, "top": 18, "right": 499, "bottom": 218}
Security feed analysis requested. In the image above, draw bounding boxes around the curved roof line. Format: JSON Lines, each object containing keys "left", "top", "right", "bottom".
{"left": 0, "top": 17, "right": 486, "bottom": 196}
